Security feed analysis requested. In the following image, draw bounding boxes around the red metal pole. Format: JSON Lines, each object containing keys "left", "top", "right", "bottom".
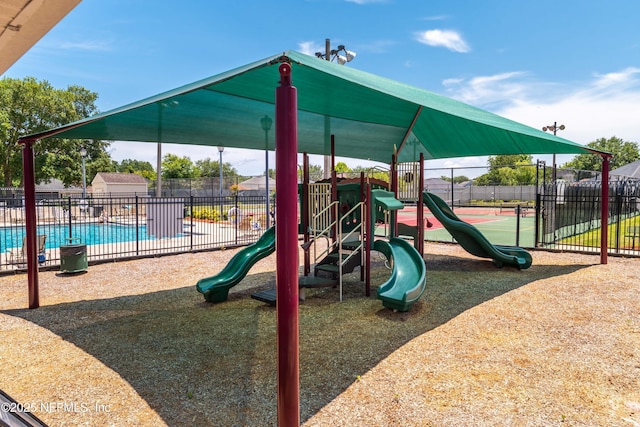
{"left": 600, "top": 156, "right": 609, "bottom": 265}
{"left": 275, "top": 62, "right": 300, "bottom": 426}
{"left": 390, "top": 154, "right": 397, "bottom": 195}
{"left": 303, "top": 153, "right": 310, "bottom": 276}
{"left": 21, "top": 139, "right": 40, "bottom": 309}
{"left": 360, "top": 172, "right": 365, "bottom": 282}
{"left": 330, "top": 134, "right": 335, "bottom": 174}
{"left": 365, "top": 181, "right": 371, "bottom": 296}
{"left": 331, "top": 169, "right": 338, "bottom": 242}
{"left": 391, "top": 154, "right": 398, "bottom": 238}
{"left": 417, "top": 153, "right": 425, "bottom": 257}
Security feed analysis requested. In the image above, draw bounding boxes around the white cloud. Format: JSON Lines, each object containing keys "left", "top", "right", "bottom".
{"left": 421, "top": 15, "right": 448, "bottom": 21}
{"left": 297, "top": 41, "right": 320, "bottom": 56}
{"left": 591, "top": 67, "right": 640, "bottom": 91}
{"left": 415, "top": 29, "right": 470, "bottom": 53}
{"left": 443, "top": 71, "right": 530, "bottom": 107}
{"left": 59, "top": 40, "right": 112, "bottom": 51}
{"left": 441, "top": 67, "right": 640, "bottom": 152}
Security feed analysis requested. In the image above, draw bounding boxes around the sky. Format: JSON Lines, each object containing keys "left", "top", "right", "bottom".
{"left": 4, "top": 0, "right": 640, "bottom": 178}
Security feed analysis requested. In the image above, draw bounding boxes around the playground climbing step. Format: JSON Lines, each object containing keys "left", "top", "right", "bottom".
{"left": 250, "top": 276, "right": 338, "bottom": 305}
{"left": 314, "top": 248, "right": 362, "bottom": 279}
{"left": 341, "top": 239, "right": 361, "bottom": 250}
{"left": 251, "top": 289, "right": 277, "bottom": 305}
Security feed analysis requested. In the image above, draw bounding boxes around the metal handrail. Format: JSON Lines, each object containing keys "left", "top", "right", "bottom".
{"left": 336, "top": 202, "right": 365, "bottom": 301}
{"left": 311, "top": 201, "right": 339, "bottom": 265}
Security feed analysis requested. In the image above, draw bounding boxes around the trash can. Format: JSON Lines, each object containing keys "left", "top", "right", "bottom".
{"left": 60, "top": 238, "right": 88, "bottom": 273}
{"left": 92, "top": 205, "right": 104, "bottom": 218}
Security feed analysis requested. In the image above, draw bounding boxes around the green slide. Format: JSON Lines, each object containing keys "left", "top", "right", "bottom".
{"left": 423, "top": 191, "right": 532, "bottom": 269}
{"left": 373, "top": 237, "right": 427, "bottom": 312}
{"left": 196, "top": 227, "right": 276, "bottom": 303}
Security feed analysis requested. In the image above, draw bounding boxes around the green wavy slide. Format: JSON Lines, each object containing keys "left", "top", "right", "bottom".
{"left": 373, "top": 237, "right": 427, "bottom": 312}
{"left": 423, "top": 191, "right": 532, "bottom": 269}
{"left": 196, "top": 227, "right": 276, "bottom": 303}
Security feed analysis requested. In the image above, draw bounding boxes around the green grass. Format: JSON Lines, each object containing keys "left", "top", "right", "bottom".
{"left": 559, "top": 216, "right": 640, "bottom": 248}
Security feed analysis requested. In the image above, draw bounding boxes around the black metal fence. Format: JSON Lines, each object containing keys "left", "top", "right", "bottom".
{"left": 1, "top": 194, "right": 270, "bottom": 271}
{"left": 539, "top": 179, "right": 640, "bottom": 254}
{"left": 3, "top": 169, "right": 639, "bottom": 272}
{"left": 149, "top": 176, "right": 243, "bottom": 197}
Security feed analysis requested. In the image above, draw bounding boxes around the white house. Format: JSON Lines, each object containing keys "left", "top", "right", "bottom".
{"left": 91, "top": 173, "right": 148, "bottom": 195}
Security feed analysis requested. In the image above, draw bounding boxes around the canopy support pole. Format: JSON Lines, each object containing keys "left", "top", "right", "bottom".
{"left": 275, "top": 62, "right": 300, "bottom": 427}
{"left": 600, "top": 155, "right": 610, "bottom": 265}
{"left": 417, "top": 153, "right": 425, "bottom": 256}
{"left": 396, "top": 105, "right": 423, "bottom": 157}
{"left": 390, "top": 153, "right": 398, "bottom": 238}
{"left": 364, "top": 180, "right": 371, "bottom": 296}
{"left": 302, "top": 152, "right": 310, "bottom": 276}
{"left": 20, "top": 138, "right": 40, "bottom": 309}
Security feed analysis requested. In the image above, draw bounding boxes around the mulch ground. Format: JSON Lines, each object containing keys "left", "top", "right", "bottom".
{"left": 0, "top": 243, "right": 638, "bottom": 426}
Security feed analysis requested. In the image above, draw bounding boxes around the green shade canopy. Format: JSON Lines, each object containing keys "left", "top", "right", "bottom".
{"left": 21, "top": 51, "right": 606, "bottom": 162}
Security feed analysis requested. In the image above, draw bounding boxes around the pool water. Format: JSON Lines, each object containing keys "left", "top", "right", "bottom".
{"left": 1, "top": 223, "right": 151, "bottom": 250}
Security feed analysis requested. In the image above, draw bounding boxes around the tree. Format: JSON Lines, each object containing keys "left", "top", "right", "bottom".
{"left": 41, "top": 141, "right": 116, "bottom": 187}
{"left": 117, "top": 159, "right": 155, "bottom": 180}
{"left": 162, "top": 154, "right": 199, "bottom": 179}
{"left": 440, "top": 175, "right": 470, "bottom": 184}
{"left": 334, "top": 161, "right": 351, "bottom": 173}
{"left": 298, "top": 164, "right": 323, "bottom": 181}
{"left": 474, "top": 154, "right": 536, "bottom": 186}
{"left": 351, "top": 165, "right": 390, "bottom": 183}
{"left": 487, "top": 154, "right": 533, "bottom": 169}
{"left": 195, "top": 157, "right": 239, "bottom": 178}
{"left": 562, "top": 136, "right": 639, "bottom": 171}
{"left": 0, "top": 77, "right": 105, "bottom": 186}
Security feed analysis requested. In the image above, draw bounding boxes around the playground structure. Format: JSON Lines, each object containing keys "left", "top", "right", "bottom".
{"left": 423, "top": 191, "right": 532, "bottom": 269}
{"left": 197, "top": 153, "right": 431, "bottom": 311}
{"left": 195, "top": 151, "right": 533, "bottom": 311}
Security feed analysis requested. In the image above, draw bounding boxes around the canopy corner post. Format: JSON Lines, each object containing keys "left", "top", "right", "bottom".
{"left": 275, "top": 62, "right": 300, "bottom": 427}
{"left": 417, "top": 153, "right": 425, "bottom": 257}
{"left": 20, "top": 137, "right": 40, "bottom": 309}
{"left": 390, "top": 153, "right": 398, "bottom": 238}
{"left": 600, "top": 155, "right": 610, "bottom": 265}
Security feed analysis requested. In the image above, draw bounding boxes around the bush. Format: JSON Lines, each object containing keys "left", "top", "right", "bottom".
{"left": 191, "top": 206, "right": 223, "bottom": 222}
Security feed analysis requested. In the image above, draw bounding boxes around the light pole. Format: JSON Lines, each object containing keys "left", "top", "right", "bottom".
{"left": 217, "top": 146, "right": 224, "bottom": 196}
{"left": 80, "top": 147, "right": 87, "bottom": 199}
{"left": 542, "top": 122, "right": 565, "bottom": 244}
{"left": 261, "top": 115, "right": 273, "bottom": 228}
{"left": 316, "top": 39, "right": 356, "bottom": 178}
{"left": 542, "top": 122, "right": 565, "bottom": 181}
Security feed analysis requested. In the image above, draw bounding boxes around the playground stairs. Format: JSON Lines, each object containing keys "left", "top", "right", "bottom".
{"left": 250, "top": 239, "right": 362, "bottom": 305}
{"left": 314, "top": 240, "right": 362, "bottom": 279}
{"left": 250, "top": 275, "right": 339, "bottom": 306}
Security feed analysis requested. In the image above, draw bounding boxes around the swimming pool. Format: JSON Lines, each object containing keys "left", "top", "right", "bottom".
{"left": 1, "top": 223, "right": 152, "bottom": 250}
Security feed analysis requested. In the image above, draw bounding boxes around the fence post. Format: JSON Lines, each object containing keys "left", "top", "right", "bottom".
{"left": 234, "top": 194, "right": 239, "bottom": 246}
{"left": 515, "top": 205, "right": 521, "bottom": 246}
{"left": 190, "top": 195, "right": 194, "bottom": 250}
{"left": 135, "top": 196, "right": 140, "bottom": 256}
{"left": 534, "top": 193, "right": 541, "bottom": 247}
{"left": 614, "top": 192, "right": 623, "bottom": 252}
{"left": 67, "top": 197, "right": 72, "bottom": 240}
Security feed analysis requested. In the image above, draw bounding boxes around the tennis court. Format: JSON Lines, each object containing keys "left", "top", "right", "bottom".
{"left": 397, "top": 205, "right": 536, "bottom": 248}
